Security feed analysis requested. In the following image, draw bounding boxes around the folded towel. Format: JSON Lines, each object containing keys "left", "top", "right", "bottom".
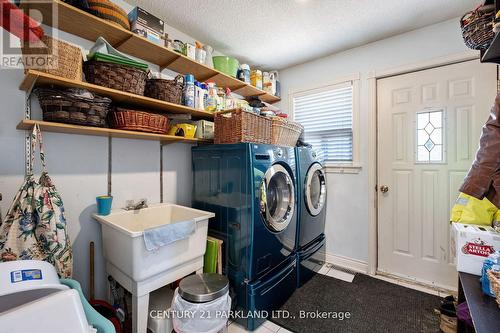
{"left": 143, "top": 220, "right": 196, "bottom": 251}
{"left": 89, "top": 37, "right": 144, "bottom": 64}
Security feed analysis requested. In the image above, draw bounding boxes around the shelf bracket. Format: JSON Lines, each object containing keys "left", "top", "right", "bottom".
{"left": 24, "top": 80, "right": 36, "bottom": 176}
{"left": 159, "top": 55, "right": 181, "bottom": 72}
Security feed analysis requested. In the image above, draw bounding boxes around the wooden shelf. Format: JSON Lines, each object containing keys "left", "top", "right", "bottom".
{"left": 20, "top": 70, "right": 214, "bottom": 119}
{"left": 481, "top": 32, "right": 500, "bottom": 64}
{"left": 17, "top": 120, "right": 211, "bottom": 144}
{"left": 20, "top": 0, "right": 281, "bottom": 104}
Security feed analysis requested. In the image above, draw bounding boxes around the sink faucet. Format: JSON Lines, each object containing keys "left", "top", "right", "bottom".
{"left": 125, "top": 199, "right": 148, "bottom": 211}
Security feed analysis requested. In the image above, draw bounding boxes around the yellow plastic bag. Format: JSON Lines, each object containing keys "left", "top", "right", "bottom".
{"left": 450, "top": 192, "right": 497, "bottom": 226}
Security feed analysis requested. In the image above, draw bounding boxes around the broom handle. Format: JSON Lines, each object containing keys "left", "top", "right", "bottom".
{"left": 89, "top": 241, "right": 95, "bottom": 300}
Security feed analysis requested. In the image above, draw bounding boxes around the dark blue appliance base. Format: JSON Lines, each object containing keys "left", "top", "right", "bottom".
{"left": 297, "top": 235, "right": 326, "bottom": 288}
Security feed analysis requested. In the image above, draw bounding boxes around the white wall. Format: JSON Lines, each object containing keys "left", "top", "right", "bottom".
{"left": 279, "top": 18, "right": 472, "bottom": 266}
{"left": 0, "top": 0, "right": 197, "bottom": 299}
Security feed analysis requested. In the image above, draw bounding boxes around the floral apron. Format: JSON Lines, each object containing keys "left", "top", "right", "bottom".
{"left": 0, "top": 125, "right": 72, "bottom": 277}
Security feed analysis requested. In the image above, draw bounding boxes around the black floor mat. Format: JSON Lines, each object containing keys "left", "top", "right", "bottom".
{"left": 270, "top": 273, "right": 442, "bottom": 333}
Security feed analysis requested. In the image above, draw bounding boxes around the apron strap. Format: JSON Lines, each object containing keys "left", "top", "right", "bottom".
{"left": 28, "top": 124, "right": 47, "bottom": 175}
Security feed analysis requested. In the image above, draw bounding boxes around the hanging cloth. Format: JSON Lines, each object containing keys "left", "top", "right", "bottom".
{"left": 0, "top": 125, "right": 73, "bottom": 277}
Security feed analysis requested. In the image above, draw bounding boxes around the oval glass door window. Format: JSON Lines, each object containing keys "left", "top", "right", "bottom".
{"left": 260, "top": 164, "right": 295, "bottom": 232}
{"left": 305, "top": 163, "right": 327, "bottom": 216}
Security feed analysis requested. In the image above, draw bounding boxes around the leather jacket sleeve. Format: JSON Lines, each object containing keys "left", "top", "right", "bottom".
{"left": 460, "top": 93, "right": 500, "bottom": 200}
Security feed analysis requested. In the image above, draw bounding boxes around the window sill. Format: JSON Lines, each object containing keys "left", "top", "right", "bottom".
{"left": 324, "top": 164, "right": 362, "bottom": 174}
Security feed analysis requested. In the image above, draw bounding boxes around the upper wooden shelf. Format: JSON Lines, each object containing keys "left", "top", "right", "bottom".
{"left": 20, "top": 0, "right": 281, "bottom": 104}
{"left": 20, "top": 70, "right": 214, "bottom": 120}
{"left": 17, "top": 119, "right": 211, "bottom": 144}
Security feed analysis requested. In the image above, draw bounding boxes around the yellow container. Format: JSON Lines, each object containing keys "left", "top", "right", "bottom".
{"left": 168, "top": 123, "right": 197, "bottom": 138}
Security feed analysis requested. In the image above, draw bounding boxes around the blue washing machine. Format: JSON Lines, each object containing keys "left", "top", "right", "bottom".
{"left": 295, "top": 146, "right": 327, "bottom": 287}
{"left": 192, "top": 143, "right": 298, "bottom": 331}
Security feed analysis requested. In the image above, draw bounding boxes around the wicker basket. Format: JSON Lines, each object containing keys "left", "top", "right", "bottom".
{"left": 109, "top": 108, "right": 169, "bottom": 134}
{"left": 461, "top": 4, "right": 495, "bottom": 50}
{"left": 144, "top": 75, "right": 185, "bottom": 104}
{"left": 87, "top": 0, "right": 130, "bottom": 30}
{"left": 488, "top": 270, "right": 500, "bottom": 307}
{"left": 214, "top": 108, "right": 272, "bottom": 144}
{"left": 271, "top": 117, "right": 303, "bottom": 147}
{"left": 35, "top": 88, "right": 111, "bottom": 127}
{"left": 21, "top": 35, "right": 83, "bottom": 81}
{"left": 84, "top": 60, "right": 147, "bottom": 95}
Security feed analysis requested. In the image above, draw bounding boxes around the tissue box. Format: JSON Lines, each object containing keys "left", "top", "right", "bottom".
{"left": 450, "top": 222, "right": 500, "bottom": 275}
{"left": 128, "top": 7, "right": 164, "bottom": 45}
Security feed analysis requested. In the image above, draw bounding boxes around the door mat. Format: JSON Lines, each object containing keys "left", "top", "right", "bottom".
{"left": 270, "top": 273, "right": 441, "bottom": 333}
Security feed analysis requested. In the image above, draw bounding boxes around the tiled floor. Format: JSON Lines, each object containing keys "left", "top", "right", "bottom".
{"left": 228, "top": 320, "right": 293, "bottom": 333}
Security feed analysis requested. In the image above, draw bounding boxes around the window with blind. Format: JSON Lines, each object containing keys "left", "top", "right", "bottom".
{"left": 293, "top": 82, "right": 354, "bottom": 162}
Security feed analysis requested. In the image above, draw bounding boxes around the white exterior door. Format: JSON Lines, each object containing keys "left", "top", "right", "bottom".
{"left": 377, "top": 60, "right": 497, "bottom": 289}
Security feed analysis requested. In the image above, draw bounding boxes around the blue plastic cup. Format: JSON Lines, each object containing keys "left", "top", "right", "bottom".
{"left": 96, "top": 196, "right": 113, "bottom": 216}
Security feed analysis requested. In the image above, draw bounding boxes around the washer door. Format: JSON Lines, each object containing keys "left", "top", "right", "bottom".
{"left": 260, "top": 164, "right": 295, "bottom": 232}
{"left": 305, "top": 163, "right": 327, "bottom": 216}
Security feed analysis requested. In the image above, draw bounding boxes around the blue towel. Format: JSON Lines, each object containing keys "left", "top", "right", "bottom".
{"left": 143, "top": 220, "right": 196, "bottom": 251}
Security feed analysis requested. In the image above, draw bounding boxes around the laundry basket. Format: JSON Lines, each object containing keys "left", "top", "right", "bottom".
{"left": 214, "top": 108, "right": 272, "bottom": 144}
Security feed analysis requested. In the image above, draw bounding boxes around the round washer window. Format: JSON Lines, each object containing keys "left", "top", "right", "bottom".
{"left": 260, "top": 164, "right": 295, "bottom": 232}
{"left": 305, "top": 163, "right": 326, "bottom": 216}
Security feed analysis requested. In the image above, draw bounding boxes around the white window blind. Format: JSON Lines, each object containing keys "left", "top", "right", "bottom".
{"left": 293, "top": 82, "right": 354, "bottom": 162}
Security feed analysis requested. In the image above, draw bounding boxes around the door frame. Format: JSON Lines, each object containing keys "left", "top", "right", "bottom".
{"left": 366, "top": 50, "right": 480, "bottom": 276}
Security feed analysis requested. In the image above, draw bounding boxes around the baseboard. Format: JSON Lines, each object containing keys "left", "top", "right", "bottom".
{"left": 323, "top": 253, "right": 368, "bottom": 274}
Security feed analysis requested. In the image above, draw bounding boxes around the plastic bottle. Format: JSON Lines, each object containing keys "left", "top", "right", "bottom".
{"left": 481, "top": 250, "right": 500, "bottom": 297}
{"left": 183, "top": 74, "right": 195, "bottom": 108}
{"left": 194, "top": 82, "right": 203, "bottom": 110}
{"left": 200, "top": 83, "right": 208, "bottom": 110}
{"left": 238, "top": 64, "right": 250, "bottom": 84}
{"left": 216, "top": 87, "right": 226, "bottom": 112}
{"left": 205, "top": 82, "right": 218, "bottom": 112}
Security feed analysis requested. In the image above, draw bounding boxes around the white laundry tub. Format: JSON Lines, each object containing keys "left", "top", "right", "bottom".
{"left": 93, "top": 203, "right": 214, "bottom": 282}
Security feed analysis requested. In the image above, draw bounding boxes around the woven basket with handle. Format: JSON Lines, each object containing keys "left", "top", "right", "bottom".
{"left": 109, "top": 108, "right": 169, "bottom": 134}
{"left": 144, "top": 75, "right": 185, "bottom": 104}
{"left": 21, "top": 35, "right": 83, "bottom": 81}
{"left": 271, "top": 117, "right": 303, "bottom": 147}
{"left": 460, "top": 4, "right": 495, "bottom": 50}
{"left": 83, "top": 60, "right": 147, "bottom": 95}
{"left": 214, "top": 108, "right": 272, "bottom": 144}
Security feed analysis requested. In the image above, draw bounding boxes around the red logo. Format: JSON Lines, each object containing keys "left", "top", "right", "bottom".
{"left": 462, "top": 239, "right": 495, "bottom": 257}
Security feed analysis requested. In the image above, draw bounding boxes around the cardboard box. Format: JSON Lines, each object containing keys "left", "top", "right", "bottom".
{"left": 128, "top": 7, "right": 164, "bottom": 45}
{"left": 450, "top": 223, "right": 500, "bottom": 275}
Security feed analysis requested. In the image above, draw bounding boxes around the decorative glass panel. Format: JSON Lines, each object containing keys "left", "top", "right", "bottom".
{"left": 416, "top": 110, "right": 444, "bottom": 163}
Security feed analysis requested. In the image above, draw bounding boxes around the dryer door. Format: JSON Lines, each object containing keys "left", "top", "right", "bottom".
{"left": 305, "top": 163, "right": 326, "bottom": 216}
{"left": 260, "top": 164, "right": 295, "bottom": 232}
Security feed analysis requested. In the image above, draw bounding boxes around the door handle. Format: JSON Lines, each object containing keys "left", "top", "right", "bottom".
{"left": 380, "top": 185, "right": 389, "bottom": 193}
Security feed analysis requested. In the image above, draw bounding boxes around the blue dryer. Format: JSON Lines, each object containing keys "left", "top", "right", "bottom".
{"left": 295, "top": 146, "right": 327, "bottom": 287}
{"left": 192, "top": 143, "right": 298, "bottom": 330}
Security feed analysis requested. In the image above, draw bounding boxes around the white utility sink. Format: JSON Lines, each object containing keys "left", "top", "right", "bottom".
{"left": 93, "top": 203, "right": 214, "bottom": 333}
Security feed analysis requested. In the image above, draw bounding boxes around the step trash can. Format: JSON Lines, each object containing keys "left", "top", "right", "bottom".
{"left": 172, "top": 273, "right": 231, "bottom": 333}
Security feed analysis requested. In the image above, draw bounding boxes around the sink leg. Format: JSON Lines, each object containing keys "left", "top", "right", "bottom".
{"left": 132, "top": 293, "right": 150, "bottom": 333}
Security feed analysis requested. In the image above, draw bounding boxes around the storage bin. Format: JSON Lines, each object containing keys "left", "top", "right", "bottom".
{"left": 88, "top": 0, "right": 130, "bottom": 30}
{"left": 271, "top": 117, "right": 303, "bottom": 147}
{"left": 144, "top": 76, "right": 184, "bottom": 105}
{"left": 195, "top": 120, "right": 214, "bottom": 140}
{"left": 22, "top": 35, "right": 83, "bottom": 81}
{"left": 35, "top": 88, "right": 111, "bottom": 127}
{"left": 83, "top": 60, "right": 147, "bottom": 95}
{"left": 214, "top": 108, "right": 272, "bottom": 144}
{"left": 109, "top": 108, "right": 169, "bottom": 134}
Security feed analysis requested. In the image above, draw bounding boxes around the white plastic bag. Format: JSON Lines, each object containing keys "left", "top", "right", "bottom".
{"left": 171, "top": 288, "right": 231, "bottom": 333}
